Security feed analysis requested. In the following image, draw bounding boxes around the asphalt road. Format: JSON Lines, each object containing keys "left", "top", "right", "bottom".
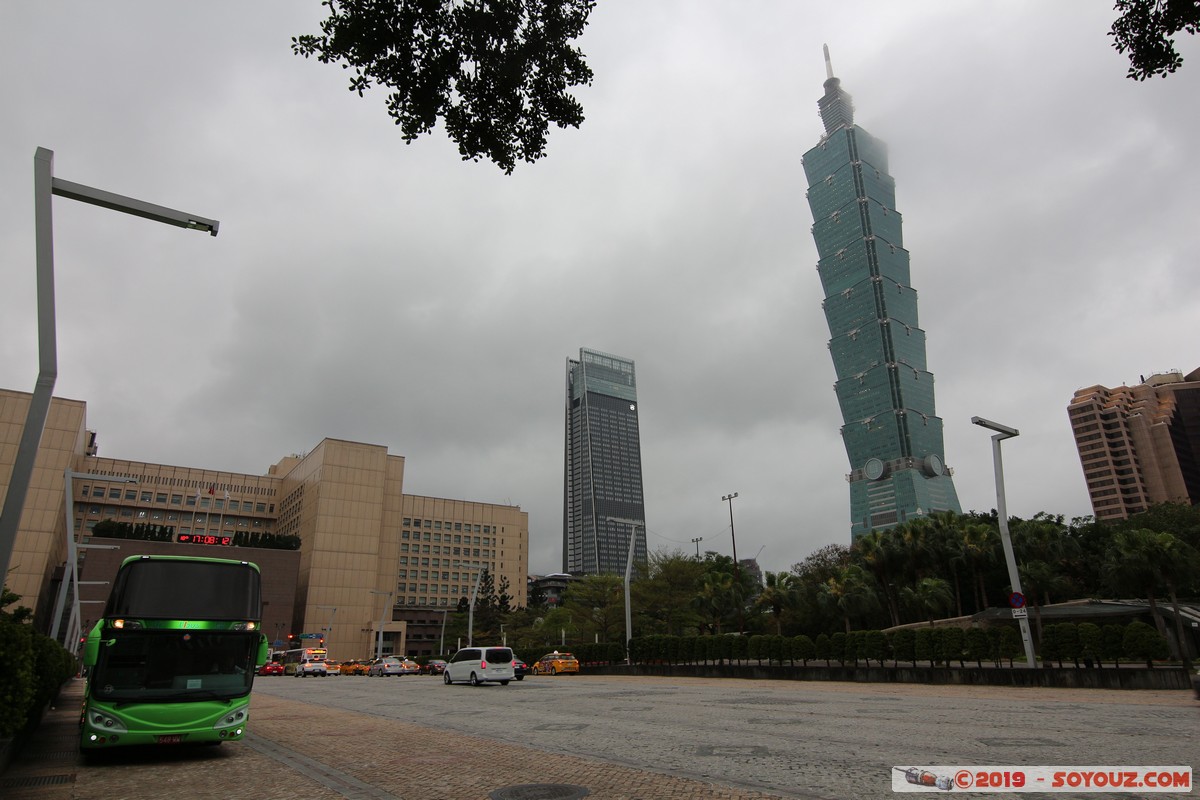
{"left": 249, "top": 672, "right": 1200, "bottom": 799}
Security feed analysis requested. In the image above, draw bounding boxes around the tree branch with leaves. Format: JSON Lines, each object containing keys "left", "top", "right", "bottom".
{"left": 293, "top": 0, "right": 595, "bottom": 173}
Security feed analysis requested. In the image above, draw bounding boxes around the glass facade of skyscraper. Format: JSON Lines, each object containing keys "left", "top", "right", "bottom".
{"left": 803, "top": 64, "right": 961, "bottom": 539}
{"left": 563, "top": 348, "right": 647, "bottom": 574}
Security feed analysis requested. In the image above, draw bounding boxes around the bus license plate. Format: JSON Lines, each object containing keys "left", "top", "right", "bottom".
{"left": 157, "top": 734, "right": 183, "bottom": 744}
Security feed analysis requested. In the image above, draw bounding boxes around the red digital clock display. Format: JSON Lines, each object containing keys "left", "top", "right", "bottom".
{"left": 177, "top": 534, "right": 233, "bottom": 546}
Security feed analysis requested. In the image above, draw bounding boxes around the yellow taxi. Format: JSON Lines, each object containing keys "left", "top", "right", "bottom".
{"left": 532, "top": 651, "right": 580, "bottom": 675}
{"left": 340, "top": 660, "right": 371, "bottom": 676}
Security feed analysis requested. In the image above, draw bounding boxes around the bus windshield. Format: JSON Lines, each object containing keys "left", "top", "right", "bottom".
{"left": 104, "top": 558, "right": 261, "bottom": 621}
{"left": 90, "top": 630, "right": 257, "bottom": 702}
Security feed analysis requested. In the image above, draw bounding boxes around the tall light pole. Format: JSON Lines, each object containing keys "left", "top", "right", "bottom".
{"left": 691, "top": 537, "right": 703, "bottom": 559}
{"left": 467, "top": 568, "right": 483, "bottom": 646}
{"left": 972, "top": 416, "right": 1037, "bottom": 668}
{"left": 316, "top": 605, "right": 337, "bottom": 656}
{"left": 721, "top": 493, "right": 740, "bottom": 574}
{"left": 369, "top": 590, "right": 392, "bottom": 660}
{"left": 722, "top": 493, "right": 744, "bottom": 633}
{"left": 0, "top": 148, "right": 218, "bottom": 589}
{"left": 604, "top": 516, "right": 643, "bottom": 664}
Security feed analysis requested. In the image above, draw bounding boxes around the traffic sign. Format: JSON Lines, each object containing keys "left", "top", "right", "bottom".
{"left": 1011, "top": 607, "right": 1028, "bottom": 619}
{"left": 299, "top": 633, "right": 319, "bottom": 639}
{"left": 1008, "top": 592, "right": 1026, "bottom": 609}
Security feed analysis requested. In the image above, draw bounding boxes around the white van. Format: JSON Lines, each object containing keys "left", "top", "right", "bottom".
{"left": 443, "top": 646, "right": 515, "bottom": 686}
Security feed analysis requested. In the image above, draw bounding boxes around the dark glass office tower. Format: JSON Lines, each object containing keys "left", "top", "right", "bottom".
{"left": 802, "top": 49, "right": 961, "bottom": 539}
{"left": 563, "top": 348, "right": 647, "bottom": 575}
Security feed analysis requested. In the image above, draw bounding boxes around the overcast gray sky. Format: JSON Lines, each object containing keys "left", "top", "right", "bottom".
{"left": 3, "top": 3, "right": 1198, "bottom": 576}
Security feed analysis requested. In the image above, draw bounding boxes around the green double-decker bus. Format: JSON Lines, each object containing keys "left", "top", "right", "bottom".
{"left": 80, "top": 555, "right": 268, "bottom": 749}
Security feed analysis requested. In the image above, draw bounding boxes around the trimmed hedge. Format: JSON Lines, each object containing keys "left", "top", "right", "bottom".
{"left": 624, "top": 622, "right": 1177, "bottom": 671}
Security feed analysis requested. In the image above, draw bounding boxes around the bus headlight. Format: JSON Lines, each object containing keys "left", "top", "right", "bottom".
{"left": 86, "top": 711, "right": 127, "bottom": 733}
{"left": 212, "top": 708, "right": 247, "bottom": 730}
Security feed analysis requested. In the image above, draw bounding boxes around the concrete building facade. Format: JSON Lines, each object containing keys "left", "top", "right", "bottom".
{"left": 1068, "top": 368, "right": 1200, "bottom": 521}
{"left": 0, "top": 388, "right": 529, "bottom": 662}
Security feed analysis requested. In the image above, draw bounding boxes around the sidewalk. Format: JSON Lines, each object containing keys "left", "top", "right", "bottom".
{"left": 0, "top": 678, "right": 83, "bottom": 800}
{"left": 0, "top": 679, "right": 793, "bottom": 800}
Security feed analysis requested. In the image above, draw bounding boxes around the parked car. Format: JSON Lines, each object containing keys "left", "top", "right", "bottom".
{"left": 532, "top": 651, "right": 579, "bottom": 676}
{"left": 325, "top": 660, "right": 342, "bottom": 676}
{"left": 512, "top": 658, "right": 529, "bottom": 680}
{"left": 257, "top": 661, "right": 284, "bottom": 676}
{"left": 297, "top": 659, "right": 328, "bottom": 677}
{"left": 422, "top": 659, "right": 448, "bottom": 675}
{"left": 368, "top": 657, "right": 405, "bottom": 676}
{"left": 444, "top": 646, "right": 515, "bottom": 686}
{"left": 398, "top": 658, "right": 421, "bottom": 675}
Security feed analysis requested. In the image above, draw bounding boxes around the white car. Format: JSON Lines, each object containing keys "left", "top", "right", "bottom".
{"left": 368, "top": 657, "right": 404, "bottom": 676}
{"left": 443, "top": 646, "right": 515, "bottom": 686}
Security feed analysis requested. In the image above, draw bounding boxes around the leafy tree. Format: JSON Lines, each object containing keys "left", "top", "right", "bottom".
{"left": 829, "top": 631, "right": 847, "bottom": 666}
{"left": 1110, "top": 0, "right": 1200, "bottom": 81}
{"left": 1101, "top": 623, "right": 1126, "bottom": 667}
{"left": 814, "top": 632, "right": 831, "bottom": 666}
{"left": 902, "top": 577, "right": 953, "bottom": 625}
{"left": 634, "top": 550, "right": 706, "bottom": 636}
{"left": 965, "top": 627, "right": 990, "bottom": 667}
{"left": 1078, "top": 622, "right": 1103, "bottom": 668}
{"left": 1122, "top": 620, "right": 1170, "bottom": 667}
{"left": 1040, "top": 623, "right": 1063, "bottom": 666}
{"left": 889, "top": 628, "right": 916, "bottom": 666}
{"left": 755, "top": 571, "right": 799, "bottom": 635}
{"left": 939, "top": 627, "right": 965, "bottom": 667}
{"left": 292, "top": 0, "right": 596, "bottom": 173}
{"left": 817, "top": 565, "right": 878, "bottom": 633}
{"left": 993, "top": 625, "right": 1022, "bottom": 667}
{"left": 793, "top": 634, "right": 816, "bottom": 666}
{"left": 560, "top": 574, "right": 625, "bottom": 643}
{"left": 864, "top": 630, "right": 888, "bottom": 667}
{"left": 913, "top": 627, "right": 937, "bottom": 667}
{"left": 1104, "top": 528, "right": 1199, "bottom": 670}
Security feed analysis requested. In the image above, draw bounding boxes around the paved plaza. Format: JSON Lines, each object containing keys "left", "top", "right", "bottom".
{"left": 3, "top": 673, "right": 1196, "bottom": 799}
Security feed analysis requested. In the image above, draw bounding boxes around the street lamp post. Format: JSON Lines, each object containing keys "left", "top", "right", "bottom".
{"left": 0, "top": 148, "right": 218, "bottom": 588}
{"left": 369, "top": 590, "right": 393, "bottom": 661}
{"left": 316, "top": 605, "right": 337, "bottom": 656}
{"left": 971, "top": 416, "right": 1037, "bottom": 668}
{"left": 722, "top": 493, "right": 744, "bottom": 633}
{"left": 691, "top": 537, "right": 703, "bottom": 558}
{"left": 467, "top": 569, "right": 483, "bottom": 646}
{"left": 604, "top": 516, "right": 643, "bottom": 665}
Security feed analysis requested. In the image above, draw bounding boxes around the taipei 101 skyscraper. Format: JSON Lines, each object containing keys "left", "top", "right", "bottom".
{"left": 802, "top": 47, "right": 961, "bottom": 539}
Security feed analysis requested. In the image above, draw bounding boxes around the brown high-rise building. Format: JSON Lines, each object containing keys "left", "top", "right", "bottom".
{"left": 1068, "top": 368, "right": 1200, "bottom": 521}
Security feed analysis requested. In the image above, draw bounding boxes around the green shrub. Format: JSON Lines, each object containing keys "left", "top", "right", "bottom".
{"left": 864, "top": 630, "right": 888, "bottom": 666}
{"left": 793, "top": 634, "right": 816, "bottom": 666}
{"left": 0, "top": 616, "right": 35, "bottom": 738}
{"left": 965, "top": 627, "right": 990, "bottom": 666}
{"left": 889, "top": 629, "right": 915, "bottom": 665}
{"left": 1122, "top": 621, "right": 1169, "bottom": 667}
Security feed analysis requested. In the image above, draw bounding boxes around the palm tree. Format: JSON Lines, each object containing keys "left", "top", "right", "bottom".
{"left": 1105, "top": 528, "right": 1199, "bottom": 671}
{"left": 694, "top": 570, "right": 735, "bottom": 635}
{"left": 926, "top": 511, "right": 967, "bottom": 616}
{"left": 959, "top": 522, "right": 998, "bottom": 611}
{"left": 902, "top": 577, "right": 953, "bottom": 625}
{"left": 755, "top": 571, "right": 798, "bottom": 635}
{"left": 817, "top": 565, "right": 878, "bottom": 633}
{"left": 854, "top": 530, "right": 903, "bottom": 627}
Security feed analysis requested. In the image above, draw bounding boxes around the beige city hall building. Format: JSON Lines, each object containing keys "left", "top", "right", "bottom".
{"left": 0, "top": 388, "right": 528, "bottom": 661}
